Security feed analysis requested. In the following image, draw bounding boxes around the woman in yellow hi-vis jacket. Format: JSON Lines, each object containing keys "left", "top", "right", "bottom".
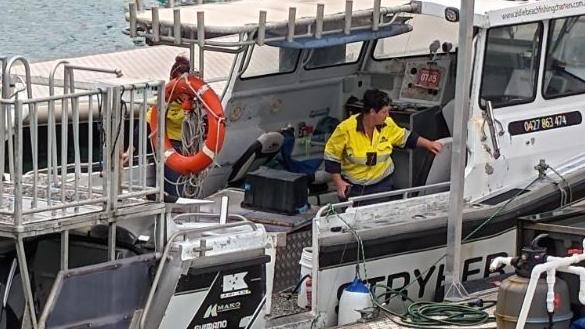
{"left": 324, "top": 89, "right": 443, "bottom": 201}
{"left": 122, "top": 55, "right": 195, "bottom": 199}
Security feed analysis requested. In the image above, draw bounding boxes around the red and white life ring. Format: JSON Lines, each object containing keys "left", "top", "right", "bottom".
{"left": 149, "top": 74, "right": 225, "bottom": 175}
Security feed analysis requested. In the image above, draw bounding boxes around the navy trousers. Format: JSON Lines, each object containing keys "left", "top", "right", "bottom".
{"left": 340, "top": 174, "right": 395, "bottom": 206}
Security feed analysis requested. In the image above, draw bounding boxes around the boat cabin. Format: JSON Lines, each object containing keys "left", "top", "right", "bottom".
{"left": 128, "top": 0, "right": 585, "bottom": 205}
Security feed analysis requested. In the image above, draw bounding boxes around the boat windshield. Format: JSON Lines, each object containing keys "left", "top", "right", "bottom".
{"left": 544, "top": 14, "right": 585, "bottom": 99}
{"left": 373, "top": 15, "right": 458, "bottom": 59}
{"left": 305, "top": 42, "right": 364, "bottom": 69}
{"left": 480, "top": 22, "right": 543, "bottom": 109}
{"left": 241, "top": 46, "right": 300, "bottom": 79}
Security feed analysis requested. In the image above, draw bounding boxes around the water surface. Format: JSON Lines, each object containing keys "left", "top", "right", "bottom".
{"left": 0, "top": 0, "right": 144, "bottom": 62}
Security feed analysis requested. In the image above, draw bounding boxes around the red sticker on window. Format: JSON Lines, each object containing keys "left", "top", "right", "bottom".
{"left": 415, "top": 68, "right": 441, "bottom": 90}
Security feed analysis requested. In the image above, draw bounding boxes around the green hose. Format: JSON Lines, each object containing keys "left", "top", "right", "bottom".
{"left": 370, "top": 284, "right": 496, "bottom": 328}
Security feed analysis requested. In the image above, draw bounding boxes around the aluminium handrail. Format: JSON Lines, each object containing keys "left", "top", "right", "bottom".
{"left": 134, "top": 15, "right": 410, "bottom": 48}
{"left": 349, "top": 181, "right": 450, "bottom": 202}
{"left": 130, "top": 2, "right": 416, "bottom": 36}
{"left": 315, "top": 181, "right": 451, "bottom": 218}
{"left": 483, "top": 100, "right": 502, "bottom": 159}
{"left": 1, "top": 56, "right": 33, "bottom": 100}
{"left": 47, "top": 60, "right": 70, "bottom": 207}
{"left": 1, "top": 56, "right": 34, "bottom": 210}
{"left": 173, "top": 212, "right": 248, "bottom": 223}
{"left": 140, "top": 221, "right": 257, "bottom": 329}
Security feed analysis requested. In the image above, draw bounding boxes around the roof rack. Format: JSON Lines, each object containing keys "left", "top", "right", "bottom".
{"left": 127, "top": 0, "right": 420, "bottom": 48}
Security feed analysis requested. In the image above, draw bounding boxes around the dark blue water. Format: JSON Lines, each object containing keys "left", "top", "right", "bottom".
{"left": 0, "top": 0, "right": 143, "bottom": 62}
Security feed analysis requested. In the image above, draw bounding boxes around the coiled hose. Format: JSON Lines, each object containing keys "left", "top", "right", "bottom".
{"left": 371, "top": 284, "right": 496, "bottom": 328}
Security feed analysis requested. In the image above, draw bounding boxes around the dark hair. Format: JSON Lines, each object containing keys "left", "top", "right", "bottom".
{"left": 362, "top": 89, "right": 391, "bottom": 113}
{"left": 344, "top": 95, "right": 362, "bottom": 116}
{"left": 169, "top": 55, "right": 190, "bottom": 80}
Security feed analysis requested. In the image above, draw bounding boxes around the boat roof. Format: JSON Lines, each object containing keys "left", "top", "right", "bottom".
{"left": 133, "top": 0, "right": 417, "bottom": 35}
{"left": 421, "top": 0, "right": 585, "bottom": 28}
{"left": 130, "top": 0, "right": 585, "bottom": 43}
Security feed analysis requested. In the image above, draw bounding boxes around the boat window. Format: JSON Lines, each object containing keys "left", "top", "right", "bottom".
{"left": 373, "top": 16, "right": 458, "bottom": 59}
{"left": 543, "top": 15, "right": 585, "bottom": 99}
{"left": 304, "top": 42, "right": 363, "bottom": 69}
{"left": 479, "top": 22, "right": 542, "bottom": 109}
{"left": 241, "top": 45, "right": 300, "bottom": 79}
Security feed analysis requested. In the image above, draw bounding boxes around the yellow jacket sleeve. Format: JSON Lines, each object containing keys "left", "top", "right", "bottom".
{"left": 384, "top": 117, "right": 409, "bottom": 148}
{"left": 324, "top": 124, "right": 347, "bottom": 164}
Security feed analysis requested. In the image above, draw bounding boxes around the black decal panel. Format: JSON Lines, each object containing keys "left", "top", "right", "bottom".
{"left": 185, "top": 261, "right": 266, "bottom": 329}
{"left": 508, "top": 111, "right": 581, "bottom": 136}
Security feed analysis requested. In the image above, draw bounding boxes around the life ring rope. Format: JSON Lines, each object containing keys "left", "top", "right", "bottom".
{"left": 182, "top": 75, "right": 225, "bottom": 163}
{"left": 183, "top": 75, "right": 225, "bottom": 164}
{"left": 149, "top": 73, "right": 226, "bottom": 176}
{"left": 184, "top": 76, "right": 221, "bottom": 120}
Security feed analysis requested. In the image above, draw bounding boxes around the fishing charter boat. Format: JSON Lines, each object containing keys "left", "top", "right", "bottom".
{"left": 126, "top": 0, "right": 585, "bottom": 326}
{"left": 2, "top": 0, "right": 585, "bottom": 328}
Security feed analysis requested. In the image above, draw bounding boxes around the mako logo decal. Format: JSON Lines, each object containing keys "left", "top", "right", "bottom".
{"left": 203, "top": 305, "right": 218, "bottom": 319}
{"left": 220, "top": 272, "right": 251, "bottom": 299}
{"left": 203, "top": 302, "right": 242, "bottom": 319}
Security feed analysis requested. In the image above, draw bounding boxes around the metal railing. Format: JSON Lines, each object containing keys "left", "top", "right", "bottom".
{"left": 315, "top": 181, "right": 451, "bottom": 218}
{"left": 128, "top": 0, "right": 417, "bottom": 47}
{"left": 0, "top": 55, "right": 171, "bottom": 329}
{"left": 0, "top": 58, "right": 166, "bottom": 226}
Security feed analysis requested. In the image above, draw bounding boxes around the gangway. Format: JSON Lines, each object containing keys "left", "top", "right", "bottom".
{"left": 0, "top": 55, "right": 167, "bottom": 329}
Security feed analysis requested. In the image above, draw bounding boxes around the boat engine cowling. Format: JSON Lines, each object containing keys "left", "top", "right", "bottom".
{"left": 495, "top": 235, "right": 573, "bottom": 329}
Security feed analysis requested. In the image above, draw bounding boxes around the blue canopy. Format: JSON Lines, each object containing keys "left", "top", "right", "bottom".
{"left": 266, "top": 23, "right": 412, "bottom": 49}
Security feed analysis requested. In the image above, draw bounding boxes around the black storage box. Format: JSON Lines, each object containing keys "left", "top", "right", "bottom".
{"left": 242, "top": 167, "right": 308, "bottom": 214}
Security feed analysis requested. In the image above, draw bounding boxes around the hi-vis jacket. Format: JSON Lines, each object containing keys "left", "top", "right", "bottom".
{"left": 324, "top": 114, "right": 418, "bottom": 185}
{"left": 147, "top": 101, "right": 184, "bottom": 141}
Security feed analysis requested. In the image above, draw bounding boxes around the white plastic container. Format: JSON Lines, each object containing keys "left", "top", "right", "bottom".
{"left": 297, "top": 247, "right": 312, "bottom": 308}
{"left": 337, "top": 278, "right": 373, "bottom": 325}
